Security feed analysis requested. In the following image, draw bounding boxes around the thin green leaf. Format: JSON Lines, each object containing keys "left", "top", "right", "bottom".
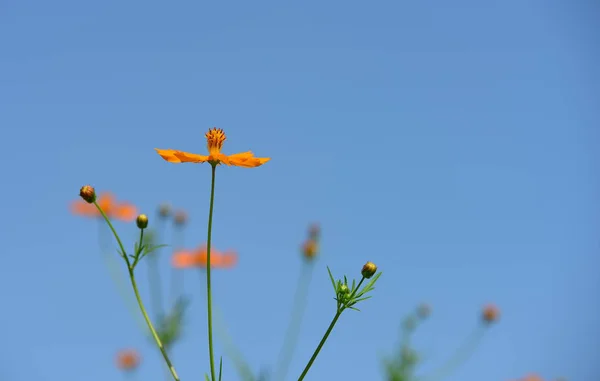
{"left": 327, "top": 266, "right": 336, "bottom": 291}
{"left": 218, "top": 357, "right": 223, "bottom": 381}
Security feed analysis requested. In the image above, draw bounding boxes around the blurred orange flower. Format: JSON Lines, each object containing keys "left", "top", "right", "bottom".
{"left": 155, "top": 127, "right": 270, "bottom": 167}
{"left": 115, "top": 349, "right": 140, "bottom": 371}
{"left": 71, "top": 192, "right": 137, "bottom": 221}
{"left": 521, "top": 374, "right": 543, "bottom": 381}
{"left": 172, "top": 245, "right": 237, "bottom": 269}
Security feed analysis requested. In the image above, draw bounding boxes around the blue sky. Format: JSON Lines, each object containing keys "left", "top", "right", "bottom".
{"left": 0, "top": 1, "right": 598, "bottom": 380}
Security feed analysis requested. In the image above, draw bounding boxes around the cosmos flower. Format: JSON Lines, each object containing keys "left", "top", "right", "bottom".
{"left": 172, "top": 245, "right": 237, "bottom": 269}
{"left": 155, "top": 127, "right": 270, "bottom": 167}
{"left": 70, "top": 192, "right": 137, "bottom": 221}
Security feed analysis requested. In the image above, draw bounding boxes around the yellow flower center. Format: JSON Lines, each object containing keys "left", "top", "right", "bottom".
{"left": 205, "top": 127, "right": 226, "bottom": 155}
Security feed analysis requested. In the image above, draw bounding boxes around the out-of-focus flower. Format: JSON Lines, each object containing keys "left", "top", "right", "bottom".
{"left": 158, "top": 203, "right": 171, "bottom": 218}
{"left": 302, "top": 239, "right": 318, "bottom": 260}
{"left": 361, "top": 261, "right": 377, "bottom": 279}
{"left": 521, "top": 374, "right": 543, "bottom": 381}
{"left": 482, "top": 303, "right": 500, "bottom": 324}
{"left": 416, "top": 303, "right": 431, "bottom": 319}
{"left": 71, "top": 192, "right": 137, "bottom": 221}
{"left": 174, "top": 210, "right": 188, "bottom": 226}
{"left": 172, "top": 245, "right": 237, "bottom": 269}
{"left": 308, "top": 223, "right": 321, "bottom": 240}
{"left": 155, "top": 127, "right": 270, "bottom": 167}
{"left": 115, "top": 349, "right": 140, "bottom": 371}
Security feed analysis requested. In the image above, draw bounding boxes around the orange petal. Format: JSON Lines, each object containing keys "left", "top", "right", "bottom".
{"left": 115, "top": 203, "right": 137, "bottom": 222}
{"left": 221, "top": 252, "right": 238, "bottom": 268}
{"left": 173, "top": 151, "right": 209, "bottom": 163}
{"left": 70, "top": 200, "right": 99, "bottom": 217}
{"left": 172, "top": 252, "right": 195, "bottom": 268}
{"left": 227, "top": 151, "right": 270, "bottom": 167}
{"left": 155, "top": 149, "right": 184, "bottom": 163}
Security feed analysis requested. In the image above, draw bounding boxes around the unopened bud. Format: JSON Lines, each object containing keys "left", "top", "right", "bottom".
{"left": 482, "top": 303, "right": 500, "bottom": 324}
{"left": 361, "top": 261, "right": 377, "bottom": 279}
{"left": 158, "top": 203, "right": 171, "bottom": 218}
{"left": 79, "top": 185, "right": 96, "bottom": 204}
{"left": 136, "top": 214, "right": 149, "bottom": 229}
{"left": 308, "top": 223, "right": 321, "bottom": 240}
{"left": 302, "top": 239, "right": 318, "bottom": 260}
{"left": 339, "top": 284, "right": 350, "bottom": 295}
{"left": 417, "top": 303, "right": 431, "bottom": 319}
{"left": 174, "top": 210, "right": 187, "bottom": 225}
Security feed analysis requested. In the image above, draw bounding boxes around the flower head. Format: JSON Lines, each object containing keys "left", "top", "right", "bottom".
{"left": 174, "top": 210, "right": 188, "bottom": 226}
{"left": 136, "top": 214, "right": 148, "bottom": 229}
{"left": 115, "top": 349, "right": 140, "bottom": 371}
{"left": 155, "top": 127, "right": 270, "bottom": 167}
{"left": 361, "top": 261, "right": 377, "bottom": 279}
{"left": 482, "top": 303, "right": 500, "bottom": 324}
{"left": 158, "top": 203, "right": 171, "bottom": 218}
{"left": 416, "top": 303, "right": 431, "bottom": 319}
{"left": 71, "top": 192, "right": 137, "bottom": 221}
{"left": 301, "top": 239, "right": 318, "bottom": 260}
{"left": 172, "top": 245, "right": 237, "bottom": 269}
{"left": 79, "top": 185, "right": 96, "bottom": 204}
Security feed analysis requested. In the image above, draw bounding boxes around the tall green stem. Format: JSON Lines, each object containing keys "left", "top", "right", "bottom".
{"left": 206, "top": 164, "right": 218, "bottom": 381}
{"left": 297, "top": 311, "right": 342, "bottom": 381}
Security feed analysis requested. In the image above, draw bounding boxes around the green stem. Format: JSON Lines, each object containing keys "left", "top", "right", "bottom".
{"left": 206, "top": 164, "right": 218, "bottom": 381}
{"left": 97, "top": 221, "right": 146, "bottom": 333}
{"left": 274, "top": 262, "right": 313, "bottom": 381}
{"left": 197, "top": 270, "right": 255, "bottom": 381}
{"left": 297, "top": 310, "right": 342, "bottom": 381}
{"left": 94, "top": 203, "right": 180, "bottom": 381}
{"left": 128, "top": 267, "right": 180, "bottom": 381}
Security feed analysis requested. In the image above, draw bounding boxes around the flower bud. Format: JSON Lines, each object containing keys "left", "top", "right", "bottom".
{"left": 361, "top": 261, "right": 377, "bottom": 279}
{"left": 339, "top": 284, "right": 350, "bottom": 295}
{"left": 302, "top": 239, "right": 318, "bottom": 260}
{"left": 79, "top": 185, "right": 96, "bottom": 204}
{"left": 308, "top": 223, "right": 321, "bottom": 240}
{"left": 116, "top": 349, "right": 140, "bottom": 371}
{"left": 174, "top": 210, "right": 187, "bottom": 226}
{"left": 136, "top": 214, "right": 149, "bottom": 229}
{"left": 158, "top": 203, "right": 171, "bottom": 218}
{"left": 482, "top": 303, "right": 500, "bottom": 324}
{"left": 417, "top": 303, "right": 431, "bottom": 319}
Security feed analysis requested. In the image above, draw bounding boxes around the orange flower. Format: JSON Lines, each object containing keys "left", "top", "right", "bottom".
{"left": 172, "top": 245, "right": 238, "bottom": 269}
{"left": 70, "top": 192, "right": 137, "bottom": 221}
{"left": 482, "top": 303, "right": 500, "bottom": 323}
{"left": 155, "top": 127, "right": 270, "bottom": 167}
{"left": 521, "top": 374, "right": 543, "bottom": 381}
{"left": 115, "top": 349, "right": 140, "bottom": 371}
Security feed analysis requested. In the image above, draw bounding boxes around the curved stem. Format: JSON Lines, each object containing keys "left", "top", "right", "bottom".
{"left": 129, "top": 267, "right": 181, "bottom": 381}
{"left": 206, "top": 164, "right": 218, "bottom": 381}
{"left": 297, "top": 310, "right": 342, "bottom": 381}
{"left": 95, "top": 203, "right": 180, "bottom": 381}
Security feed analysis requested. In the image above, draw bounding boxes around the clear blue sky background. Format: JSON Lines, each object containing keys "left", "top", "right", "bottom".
{"left": 0, "top": 1, "right": 598, "bottom": 380}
